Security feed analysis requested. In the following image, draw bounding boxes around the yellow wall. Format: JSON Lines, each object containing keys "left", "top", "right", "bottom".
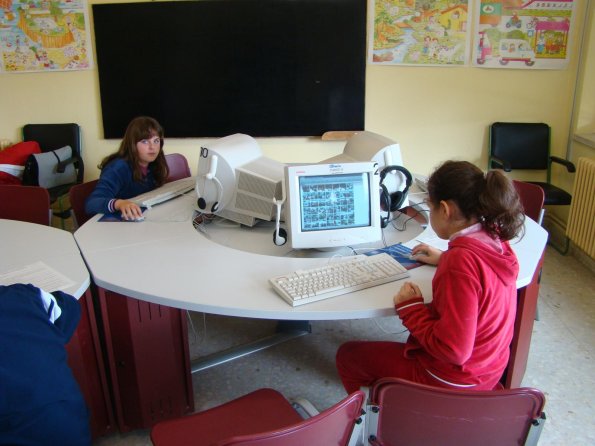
{"left": 0, "top": 0, "right": 591, "bottom": 203}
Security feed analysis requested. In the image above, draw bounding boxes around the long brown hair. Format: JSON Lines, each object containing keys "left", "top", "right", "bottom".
{"left": 427, "top": 160, "right": 524, "bottom": 241}
{"left": 99, "top": 116, "right": 169, "bottom": 186}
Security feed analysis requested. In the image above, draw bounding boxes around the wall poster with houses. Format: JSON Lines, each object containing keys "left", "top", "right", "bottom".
{"left": 473, "top": 0, "right": 576, "bottom": 69}
{"left": 369, "top": 0, "right": 577, "bottom": 69}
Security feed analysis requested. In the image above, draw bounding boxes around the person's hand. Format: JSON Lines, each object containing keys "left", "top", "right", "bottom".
{"left": 411, "top": 243, "right": 442, "bottom": 266}
{"left": 114, "top": 199, "right": 144, "bottom": 221}
{"left": 394, "top": 281, "right": 422, "bottom": 305}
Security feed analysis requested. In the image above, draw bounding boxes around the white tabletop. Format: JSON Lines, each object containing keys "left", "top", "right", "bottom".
{"left": 0, "top": 219, "right": 90, "bottom": 299}
{"left": 74, "top": 191, "right": 548, "bottom": 320}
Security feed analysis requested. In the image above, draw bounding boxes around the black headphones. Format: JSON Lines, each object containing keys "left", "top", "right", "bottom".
{"left": 379, "top": 165, "right": 412, "bottom": 228}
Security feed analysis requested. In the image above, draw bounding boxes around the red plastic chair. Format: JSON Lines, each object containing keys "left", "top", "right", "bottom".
{"left": 364, "top": 378, "right": 546, "bottom": 446}
{"left": 0, "top": 184, "right": 51, "bottom": 226}
{"left": 150, "top": 388, "right": 365, "bottom": 446}
{"left": 513, "top": 180, "right": 545, "bottom": 224}
{"left": 165, "top": 153, "right": 191, "bottom": 183}
{"left": 69, "top": 179, "right": 99, "bottom": 229}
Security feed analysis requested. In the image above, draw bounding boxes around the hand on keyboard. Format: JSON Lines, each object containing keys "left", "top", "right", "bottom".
{"left": 269, "top": 253, "right": 409, "bottom": 307}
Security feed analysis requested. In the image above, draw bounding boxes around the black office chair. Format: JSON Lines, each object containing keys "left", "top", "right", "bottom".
{"left": 22, "top": 123, "right": 84, "bottom": 227}
{"left": 488, "top": 122, "right": 575, "bottom": 252}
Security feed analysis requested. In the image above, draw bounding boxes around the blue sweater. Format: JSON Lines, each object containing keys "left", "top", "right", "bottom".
{"left": 0, "top": 284, "right": 82, "bottom": 415}
{"left": 85, "top": 158, "right": 157, "bottom": 216}
{"left": 0, "top": 284, "right": 90, "bottom": 445}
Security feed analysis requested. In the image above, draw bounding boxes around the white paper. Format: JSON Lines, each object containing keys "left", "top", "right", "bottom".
{"left": 0, "top": 261, "right": 75, "bottom": 293}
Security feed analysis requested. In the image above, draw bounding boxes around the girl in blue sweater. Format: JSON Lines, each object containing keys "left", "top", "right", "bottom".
{"left": 85, "top": 116, "right": 169, "bottom": 220}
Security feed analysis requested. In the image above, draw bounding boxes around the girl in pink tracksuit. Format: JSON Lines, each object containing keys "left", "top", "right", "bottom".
{"left": 336, "top": 160, "right": 524, "bottom": 392}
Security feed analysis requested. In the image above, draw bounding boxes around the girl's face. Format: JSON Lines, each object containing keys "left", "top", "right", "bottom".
{"left": 136, "top": 134, "right": 161, "bottom": 167}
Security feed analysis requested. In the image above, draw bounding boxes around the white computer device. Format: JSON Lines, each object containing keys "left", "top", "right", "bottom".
{"left": 284, "top": 162, "right": 381, "bottom": 250}
{"left": 324, "top": 131, "right": 409, "bottom": 209}
{"left": 195, "top": 133, "right": 285, "bottom": 226}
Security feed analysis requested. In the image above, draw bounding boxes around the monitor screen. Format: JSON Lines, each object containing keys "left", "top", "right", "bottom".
{"left": 285, "top": 162, "right": 381, "bottom": 250}
{"left": 92, "top": 0, "right": 366, "bottom": 138}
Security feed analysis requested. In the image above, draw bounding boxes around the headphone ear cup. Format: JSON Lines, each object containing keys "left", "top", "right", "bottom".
{"left": 197, "top": 197, "right": 207, "bottom": 210}
{"left": 379, "top": 183, "right": 390, "bottom": 211}
{"left": 273, "top": 227, "right": 287, "bottom": 246}
{"left": 379, "top": 184, "right": 390, "bottom": 228}
{"left": 389, "top": 191, "right": 404, "bottom": 212}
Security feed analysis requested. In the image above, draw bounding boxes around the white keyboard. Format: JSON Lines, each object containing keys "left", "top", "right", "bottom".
{"left": 132, "top": 177, "right": 195, "bottom": 208}
{"left": 270, "top": 253, "right": 409, "bottom": 307}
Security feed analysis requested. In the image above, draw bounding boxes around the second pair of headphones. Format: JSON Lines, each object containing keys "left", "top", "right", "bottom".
{"left": 379, "top": 165, "right": 412, "bottom": 228}
{"left": 196, "top": 151, "right": 223, "bottom": 213}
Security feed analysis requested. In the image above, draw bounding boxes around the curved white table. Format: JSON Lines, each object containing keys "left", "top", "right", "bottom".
{"left": 0, "top": 219, "right": 90, "bottom": 298}
{"left": 72, "top": 191, "right": 549, "bottom": 431}
{"left": 74, "top": 191, "right": 547, "bottom": 320}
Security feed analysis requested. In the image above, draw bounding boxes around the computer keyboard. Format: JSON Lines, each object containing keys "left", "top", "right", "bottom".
{"left": 132, "top": 177, "right": 195, "bottom": 208}
{"left": 269, "top": 253, "right": 410, "bottom": 307}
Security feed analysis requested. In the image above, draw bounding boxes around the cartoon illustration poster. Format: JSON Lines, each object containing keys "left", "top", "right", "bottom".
{"left": 473, "top": 0, "right": 576, "bottom": 69}
{"left": 0, "top": 0, "right": 92, "bottom": 73}
{"left": 369, "top": 0, "right": 472, "bottom": 66}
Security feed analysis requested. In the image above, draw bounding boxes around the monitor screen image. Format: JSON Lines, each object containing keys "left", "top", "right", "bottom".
{"left": 299, "top": 173, "right": 371, "bottom": 231}
{"left": 285, "top": 162, "right": 381, "bottom": 250}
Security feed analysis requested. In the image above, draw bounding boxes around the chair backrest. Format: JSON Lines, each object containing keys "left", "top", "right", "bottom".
{"left": 22, "top": 123, "right": 84, "bottom": 184}
{"left": 489, "top": 122, "right": 550, "bottom": 170}
{"left": 0, "top": 184, "right": 51, "bottom": 226}
{"left": 513, "top": 180, "right": 545, "bottom": 224}
{"left": 366, "top": 378, "right": 545, "bottom": 446}
{"left": 69, "top": 179, "right": 99, "bottom": 228}
{"left": 220, "top": 391, "right": 365, "bottom": 446}
{"left": 165, "top": 153, "right": 191, "bottom": 183}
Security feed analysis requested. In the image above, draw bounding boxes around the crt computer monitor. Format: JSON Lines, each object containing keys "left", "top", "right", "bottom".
{"left": 285, "top": 162, "right": 381, "bottom": 250}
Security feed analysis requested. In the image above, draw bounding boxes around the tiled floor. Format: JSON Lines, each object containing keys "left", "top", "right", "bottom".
{"left": 94, "top": 245, "right": 595, "bottom": 445}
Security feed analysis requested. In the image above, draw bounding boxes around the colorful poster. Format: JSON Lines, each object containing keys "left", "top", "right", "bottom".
{"left": 369, "top": 0, "right": 472, "bottom": 66}
{"left": 472, "top": 0, "right": 576, "bottom": 69}
{"left": 0, "top": 0, "right": 92, "bottom": 73}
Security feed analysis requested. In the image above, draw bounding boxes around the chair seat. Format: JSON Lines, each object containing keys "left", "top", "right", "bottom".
{"left": 151, "top": 388, "right": 303, "bottom": 446}
{"left": 530, "top": 181, "right": 572, "bottom": 206}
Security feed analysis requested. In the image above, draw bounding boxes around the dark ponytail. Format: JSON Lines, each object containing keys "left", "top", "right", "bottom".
{"left": 427, "top": 160, "right": 524, "bottom": 241}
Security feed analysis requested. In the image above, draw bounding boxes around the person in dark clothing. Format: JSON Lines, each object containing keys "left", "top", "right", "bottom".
{"left": 0, "top": 283, "right": 90, "bottom": 446}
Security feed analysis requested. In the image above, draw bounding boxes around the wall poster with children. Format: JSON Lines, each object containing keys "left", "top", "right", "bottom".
{"left": 472, "top": 0, "right": 576, "bottom": 69}
{"left": 368, "top": 0, "right": 472, "bottom": 66}
{"left": 0, "top": 0, "right": 93, "bottom": 73}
